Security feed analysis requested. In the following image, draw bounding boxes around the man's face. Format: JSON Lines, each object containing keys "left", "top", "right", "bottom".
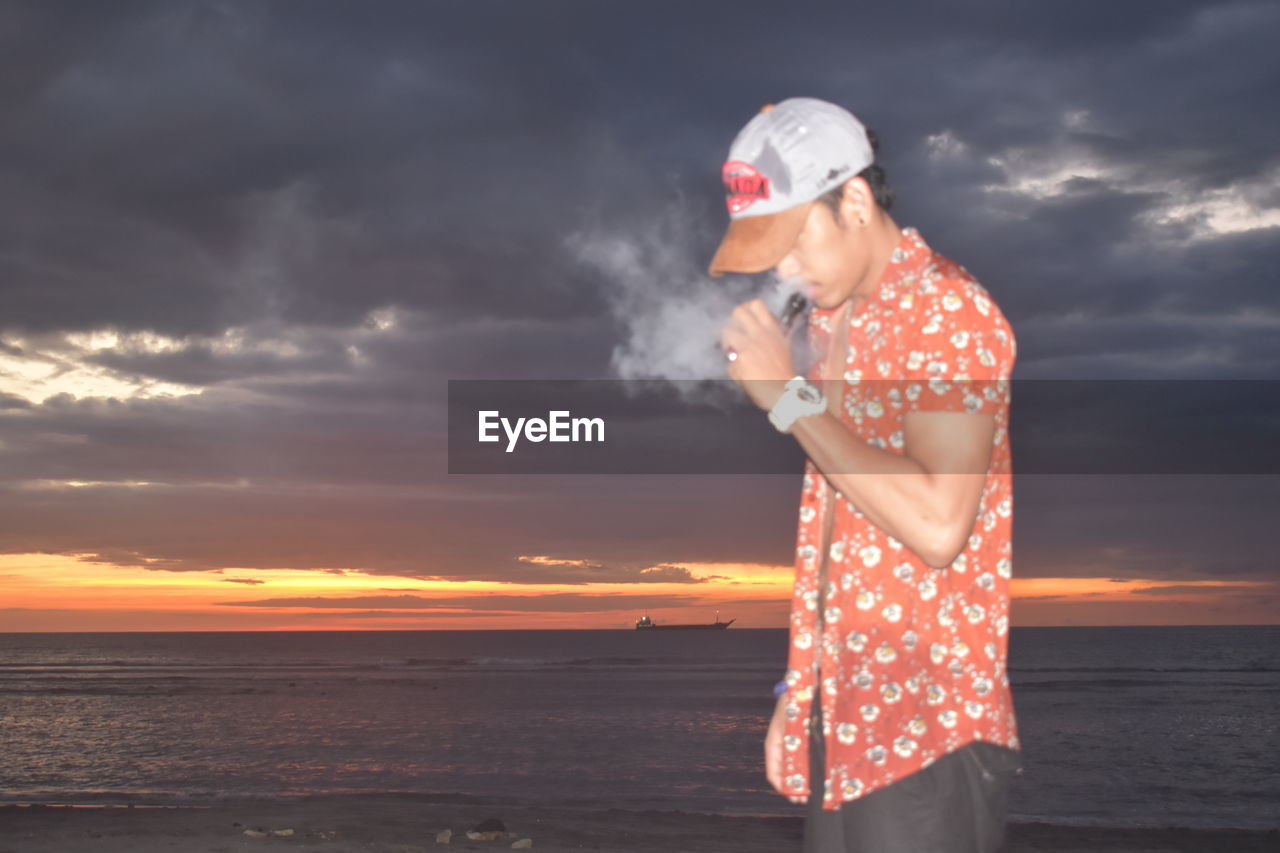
{"left": 773, "top": 199, "right": 871, "bottom": 311}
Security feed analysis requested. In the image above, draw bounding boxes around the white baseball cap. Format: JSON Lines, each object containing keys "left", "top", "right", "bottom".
{"left": 708, "top": 98, "right": 875, "bottom": 276}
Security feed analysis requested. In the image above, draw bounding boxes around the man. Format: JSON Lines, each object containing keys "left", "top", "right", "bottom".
{"left": 712, "top": 98, "right": 1021, "bottom": 852}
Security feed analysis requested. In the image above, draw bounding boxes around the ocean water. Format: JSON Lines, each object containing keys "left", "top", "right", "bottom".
{"left": 0, "top": 627, "right": 1276, "bottom": 830}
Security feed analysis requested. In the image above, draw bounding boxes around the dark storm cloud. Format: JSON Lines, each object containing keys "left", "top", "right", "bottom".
{"left": 0, "top": 386, "right": 445, "bottom": 487}
{"left": 0, "top": 475, "right": 801, "bottom": 582}
{"left": 2, "top": 1, "right": 1277, "bottom": 601}
{"left": 3, "top": 470, "right": 1274, "bottom": 588}
{"left": 1011, "top": 476, "right": 1280, "bottom": 581}
{"left": 4, "top": 2, "right": 1272, "bottom": 344}
{"left": 2, "top": 1, "right": 643, "bottom": 336}
{"left": 0, "top": 1, "right": 159, "bottom": 106}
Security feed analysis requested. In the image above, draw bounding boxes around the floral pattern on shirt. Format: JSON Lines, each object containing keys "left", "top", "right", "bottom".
{"left": 781, "top": 227, "right": 1019, "bottom": 810}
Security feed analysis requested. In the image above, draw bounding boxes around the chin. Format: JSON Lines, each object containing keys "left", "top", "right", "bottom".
{"left": 816, "top": 287, "right": 860, "bottom": 310}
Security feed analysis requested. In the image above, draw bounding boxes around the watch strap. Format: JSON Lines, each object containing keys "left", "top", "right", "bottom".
{"left": 768, "top": 376, "right": 826, "bottom": 433}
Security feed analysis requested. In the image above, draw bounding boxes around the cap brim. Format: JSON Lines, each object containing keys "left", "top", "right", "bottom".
{"left": 708, "top": 202, "right": 812, "bottom": 277}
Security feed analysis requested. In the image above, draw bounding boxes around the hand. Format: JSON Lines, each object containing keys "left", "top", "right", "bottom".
{"left": 720, "top": 299, "right": 795, "bottom": 411}
{"left": 764, "top": 692, "right": 788, "bottom": 795}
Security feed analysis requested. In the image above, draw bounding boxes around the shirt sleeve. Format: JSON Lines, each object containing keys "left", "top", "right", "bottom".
{"left": 899, "top": 281, "right": 1015, "bottom": 415}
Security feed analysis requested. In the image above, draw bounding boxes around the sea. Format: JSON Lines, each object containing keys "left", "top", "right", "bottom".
{"left": 0, "top": 627, "right": 1277, "bottom": 830}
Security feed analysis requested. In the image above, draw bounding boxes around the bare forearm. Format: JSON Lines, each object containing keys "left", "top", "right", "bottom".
{"left": 716, "top": 297, "right": 993, "bottom": 567}
{"left": 788, "top": 410, "right": 985, "bottom": 568}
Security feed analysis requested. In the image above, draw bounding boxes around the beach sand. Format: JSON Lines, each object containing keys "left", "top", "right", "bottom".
{"left": 0, "top": 796, "right": 1274, "bottom": 853}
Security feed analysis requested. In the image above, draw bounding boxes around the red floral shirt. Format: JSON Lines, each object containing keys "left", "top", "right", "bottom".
{"left": 780, "top": 227, "right": 1019, "bottom": 809}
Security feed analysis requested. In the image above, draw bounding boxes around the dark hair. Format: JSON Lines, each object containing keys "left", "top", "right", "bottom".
{"left": 817, "top": 127, "right": 894, "bottom": 218}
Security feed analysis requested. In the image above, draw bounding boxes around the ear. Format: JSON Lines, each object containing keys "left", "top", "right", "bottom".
{"left": 840, "top": 177, "right": 875, "bottom": 227}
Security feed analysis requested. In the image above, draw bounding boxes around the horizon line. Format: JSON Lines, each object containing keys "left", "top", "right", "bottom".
{"left": 2, "top": 623, "right": 1277, "bottom": 635}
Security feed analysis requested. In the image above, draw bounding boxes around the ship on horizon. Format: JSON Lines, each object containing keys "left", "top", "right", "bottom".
{"left": 635, "top": 611, "right": 735, "bottom": 631}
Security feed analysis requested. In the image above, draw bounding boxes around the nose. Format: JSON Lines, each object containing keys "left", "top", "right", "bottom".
{"left": 775, "top": 250, "right": 800, "bottom": 279}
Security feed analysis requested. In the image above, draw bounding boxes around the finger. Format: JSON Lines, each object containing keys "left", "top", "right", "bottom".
{"left": 719, "top": 326, "right": 748, "bottom": 354}
{"left": 747, "top": 298, "right": 780, "bottom": 330}
{"left": 765, "top": 740, "right": 780, "bottom": 790}
{"left": 720, "top": 313, "right": 746, "bottom": 334}
{"left": 719, "top": 317, "right": 749, "bottom": 348}
{"left": 731, "top": 300, "right": 766, "bottom": 333}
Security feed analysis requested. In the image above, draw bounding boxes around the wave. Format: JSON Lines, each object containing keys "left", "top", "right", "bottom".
{"left": 428, "top": 655, "right": 653, "bottom": 667}
{"left": 1013, "top": 678, "right": 1280, "bottom": 692}
{"left": 0, "top": 661, "right": 368, "bottom": 671}
{"left": 4, "top": 655, "right": 702, "bottom": 671}
{"left": 1010, "top": 665, "right": 1280, "bottom": 674}
{"left": 0, "top": 684, "right": 280, "bottom": 696}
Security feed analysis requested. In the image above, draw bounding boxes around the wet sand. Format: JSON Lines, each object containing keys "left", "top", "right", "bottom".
{"left": 0, "top": 796, "right": 1274, "bottom": 853}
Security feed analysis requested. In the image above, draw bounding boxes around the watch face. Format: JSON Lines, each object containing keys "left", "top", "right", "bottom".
{"left": 796, "top": 383, "right": 822, "bottom": 404}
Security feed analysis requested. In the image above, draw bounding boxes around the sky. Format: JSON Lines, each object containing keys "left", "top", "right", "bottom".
{"left": 1, "top": 0, "right": 1278, "bottom": 631}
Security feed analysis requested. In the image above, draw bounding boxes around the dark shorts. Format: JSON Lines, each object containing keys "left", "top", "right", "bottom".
{"left": 803, "top": 713, "right": 1021, "bottom": 853}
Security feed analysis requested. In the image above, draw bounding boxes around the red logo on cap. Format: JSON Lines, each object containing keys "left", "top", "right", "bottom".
{"left": 723, "top": 160, "right": 770, "bottom": 214}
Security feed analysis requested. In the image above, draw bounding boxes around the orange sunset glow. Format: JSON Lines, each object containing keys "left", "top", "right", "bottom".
{"left": 3, "top": 552, "right": 1275, "bottom": 632}
{"left": 0, "top": 553, "right": 794, "bottom": 632}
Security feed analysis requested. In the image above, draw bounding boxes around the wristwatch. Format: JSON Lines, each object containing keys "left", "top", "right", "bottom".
{"left": 768, "top": 376, "right": 826, "bottom": 433}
